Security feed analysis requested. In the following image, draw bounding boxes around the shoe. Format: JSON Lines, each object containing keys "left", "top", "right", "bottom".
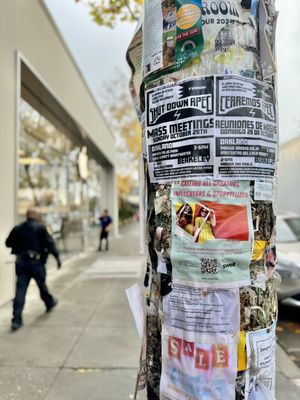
{"left": 11, "top": 321, "right": 23, "bottom": 331}
{"left": 46, "top": 298, "right": 58, "bottom": 313}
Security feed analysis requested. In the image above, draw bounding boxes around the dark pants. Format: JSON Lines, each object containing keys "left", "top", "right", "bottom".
{"left": 99, "top": 229, "right": 109, "bottom": 251}
{"left": 12, "top": 259, "right": 55, "bottom": 324}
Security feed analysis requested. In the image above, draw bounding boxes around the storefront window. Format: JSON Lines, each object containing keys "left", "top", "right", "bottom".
{"left": 18, "top": 99, "right": 102, "bottom": 253}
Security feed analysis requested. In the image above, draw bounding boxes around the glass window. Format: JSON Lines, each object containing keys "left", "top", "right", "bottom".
{"left": 18, "top": 99, "right": 102, "bottom": 254}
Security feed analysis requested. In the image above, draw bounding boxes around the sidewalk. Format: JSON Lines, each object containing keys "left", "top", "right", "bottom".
{"left": 0, "top": 222, "right": 145, "bottom": 400}
{"left": 0, "top": 222, "right": 299, "bottom": 399}
{"left": 276, "top": 344, "right": 300, "bottom": 399}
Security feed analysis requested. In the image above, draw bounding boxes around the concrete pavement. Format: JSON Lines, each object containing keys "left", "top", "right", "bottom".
{"left": 0, "top": 222, "right": 146, "bottom": 400}
{"left": 276, "top": 344, "right": 300, "bottom": 399}
{"left": 0, "top": 222, "right": 299, "bottom": 399}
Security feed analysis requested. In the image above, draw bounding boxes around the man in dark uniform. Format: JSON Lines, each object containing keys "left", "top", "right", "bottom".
{"left": 98, "top": 209, "right": 113, "bottom": 251}
{"left": 5, "top": 208, "right": 61, "bottom": 331}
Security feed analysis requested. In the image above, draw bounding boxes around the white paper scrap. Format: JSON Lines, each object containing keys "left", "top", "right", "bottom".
{"left": 245, "top": 323, "right": 276, "bottom": 400}
{"left": 126, "top": 283, "right": 146, "bottom": 338}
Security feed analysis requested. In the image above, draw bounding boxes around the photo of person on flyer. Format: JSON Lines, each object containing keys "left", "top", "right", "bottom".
{"left": 175, "top": 200, "right": 249, "bottom": 244}
{"left": 193, "top": 205, "right": 216, "bottom": 244}
{"left": 176, "top": 203, "right": 194, "bottom": 235}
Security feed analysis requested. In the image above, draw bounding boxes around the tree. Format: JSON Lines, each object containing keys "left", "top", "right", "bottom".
{"left": 74, "top": 1, "right": 142, "bottom": 196}
{"left": 98, "top": 72, "right": 142, "bottom": 196}
{"left": 76, "top": 0, "right": 141, "bottom": 27}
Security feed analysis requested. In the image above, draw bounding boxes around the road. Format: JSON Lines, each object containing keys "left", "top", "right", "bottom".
{"left": 278, "top": 303, "right": 300, "bottom": 368}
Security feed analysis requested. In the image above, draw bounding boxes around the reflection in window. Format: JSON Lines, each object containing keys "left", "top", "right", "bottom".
{"left": 18, "top": 99, "right": 102, "bottom": 253}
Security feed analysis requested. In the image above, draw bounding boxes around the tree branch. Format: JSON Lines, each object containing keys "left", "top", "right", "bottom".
{"left": 123, "top": 0, "right": 139, "bottom": 21}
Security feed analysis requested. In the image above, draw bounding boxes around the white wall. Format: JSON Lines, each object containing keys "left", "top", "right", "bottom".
{"left": 278, "top": 136, "right": 300, "bottom": 215}
{"left": 0, "top": 2, "right": 18, "bottom": 304}
{"left": 0, "top": 0, "right": 117, "bottom": 304}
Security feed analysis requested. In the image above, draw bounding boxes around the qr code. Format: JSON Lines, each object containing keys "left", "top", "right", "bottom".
{"left": 200, "top": 258, "right": 218, "bottom": 275}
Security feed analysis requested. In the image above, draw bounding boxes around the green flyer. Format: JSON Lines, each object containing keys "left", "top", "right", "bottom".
{"left": 171, "top": 180, "right": 253, "bottom": 287}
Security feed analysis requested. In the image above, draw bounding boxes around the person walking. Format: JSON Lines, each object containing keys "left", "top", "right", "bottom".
{"left": 5, "top": 208, "right": 61, "bottom": 331}
{"left": 98, "top": 209, "right": 113, "bottom": 251}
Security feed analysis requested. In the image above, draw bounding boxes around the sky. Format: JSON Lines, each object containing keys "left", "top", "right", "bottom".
{"left": 44, "top": 0, "right": 299, "bottom": 144}
{"left": 43, "top": 0, "right": 135, "bottom": 94}
{"left": 275, "top": 0, "right": 300, "bottom": 144}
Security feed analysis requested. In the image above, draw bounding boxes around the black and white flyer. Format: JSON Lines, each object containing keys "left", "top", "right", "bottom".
{"left": 145, "top": 75, "right": 277, "bottom": 183}
{"left": 146, "top": 77, "right": 214, "bottom": 183}
{"left": 214, "top": 75, "right": 277, "bottom": 180}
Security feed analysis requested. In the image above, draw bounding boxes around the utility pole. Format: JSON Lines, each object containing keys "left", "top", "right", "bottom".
{"left": 127, "top": 1, "right": 279, "bottom": 399}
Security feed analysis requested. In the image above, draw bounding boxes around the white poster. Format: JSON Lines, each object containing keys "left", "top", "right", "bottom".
{"left": 146, "top": 77, "right": 214, "bottom": 183}
{"left": 259, "top": 0, "right": 278, "bottom": 80}
{"left": 163, "top": 282, "right": 240, "bottom": 339}
{"left": 254, "top": 180, "right": 274, "bottom": 202}
{"left": 142, "top": 0, "right": 163, "bottom": 76}
{"left": 245, "top": 323, "right": 276, "bottom": 400}
{"left": 160, "top": 328, "right": 237, "bottom": 400}
{"left": 126, "top": 283, "right": 146, "bottom": 338}
{"left": 201, "top": 0, "right": 253, "bottom": 55}
{"left": 214, "top": 75, "right": 277, "bottom": 181}
{"left": 145, "top": 75, "right": 277, "bottom": 184}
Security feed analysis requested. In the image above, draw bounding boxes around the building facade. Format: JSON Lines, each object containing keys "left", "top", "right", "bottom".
{"left": 0, "top": 0, "right": 118, "bottom": 305}
{"left": 278, "top": 135, "right": 300, "bottom": 216}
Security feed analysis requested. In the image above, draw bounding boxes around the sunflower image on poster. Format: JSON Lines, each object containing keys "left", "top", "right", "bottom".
{"left": 172, "top": 180, "right": 253, "bottom": 287}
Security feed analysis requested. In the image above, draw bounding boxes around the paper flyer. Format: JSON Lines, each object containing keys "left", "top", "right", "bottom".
{"left": 160, "top": 328, "right": 237, "bottom": 400}
{"left": 134, "top": 337, "right": 148, "bottom": 399}
{"left": 259, "top": 0, "right": 278, "bottom": 80}
{"left": 145, "top": 75, "right": 277, "bottom": 183}
{"left": 175, "top": 0, "right": 204, "bottom": 70}
{"left": 171, "top": 180, "right": 253, "bottom": 287}
{"left": 162, "top": 0, "right": 176, "bottom": 69}
{"left": 143, "top": 0, "right": 164, "bottom": 76}
{"left": 126, "top": 283, "right": 146, "bottom": 338}
{"left": 214, "top": 75, "right": 277, "bottom": 181}
{"left": 245, "top": 323, "right": 276, "bottom": 400}
{"left": 126, "top": 19, "right": 143, "bottom": 115}
{"left": 146, "top": 76, "right": 214, "bottom": 183}
{"left": 254, "top": 180, "right": 274, "bottom": 201}
{"left": 163, "top": 282, "right": 240, "bottom": 339}
{"left": 252, "top": 241, "right": 267, "bottom": 262}
{"left": 143, "top": 1, "right": 204, "bottom": 82}
{"left": 201, "top": 0, "right": 252, "bottom": 54}
{"left": 237, "top": 331, "right": 247, "bottom": 372}
{"left": 249, "top": 236, "right": 274, "bottom": 287}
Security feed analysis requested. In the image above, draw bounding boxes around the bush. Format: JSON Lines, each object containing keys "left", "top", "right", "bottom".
{"left": 119, "top": 208, "right": 134, "bottom": 221}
